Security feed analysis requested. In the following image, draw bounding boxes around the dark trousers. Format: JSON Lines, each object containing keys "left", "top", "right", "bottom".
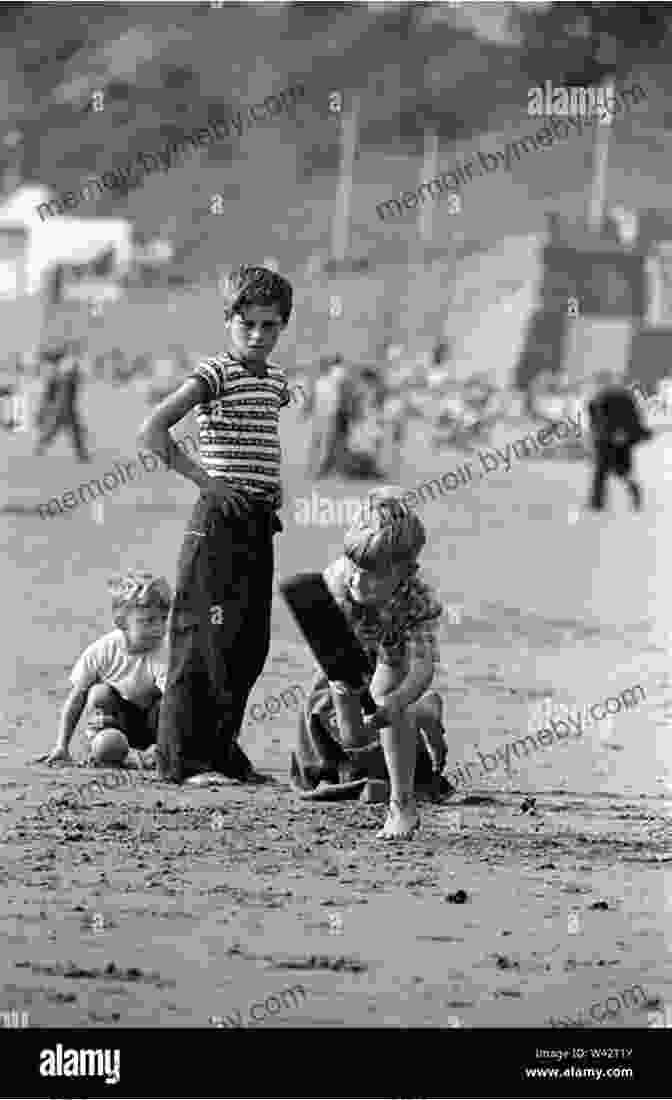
{"left": 590, "top": 442, "right": 641, "bottom": 510}
{"left": 157, "top": 493, "right": 281, "bottom": 782}
{"left": 36, "top": 400, "right": 88, "bottom": 460}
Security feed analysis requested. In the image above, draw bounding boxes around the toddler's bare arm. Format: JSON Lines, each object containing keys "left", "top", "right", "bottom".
{"left": 38, "top": 685, "right": 90, "bottom": 763}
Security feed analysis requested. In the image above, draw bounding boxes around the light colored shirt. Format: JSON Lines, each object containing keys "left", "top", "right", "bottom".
{"left": 314, "top": 374, "right": 342, "bottom": 418}
{"left": 70, "top": 628, "right": 168, "bottom": 707}
{"left": 323, "top": 556, "right": 443, "bottom": 669}
{"left": 191, "top": 352, "right": 290, "bottom": 510}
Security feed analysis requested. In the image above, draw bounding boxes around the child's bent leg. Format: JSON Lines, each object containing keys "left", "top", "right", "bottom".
{"left": 411, "top": 691, "right": 446, "bottom": 772}
{"left": 369, "top": 662, "right": 420, "bottom": 838}
{"left": 377, "top": 711, "right": 419, "bottom": 838}
{"left": 379, "top": 709, "right": 417, "bottom": 803}
{"left": 85, "top": 683, "right": 127, "bottom": 732}
{"left": 329, "top": 684, "right": 369, "bottom": 749}
{"left": 329, "top": 659, "right": 403, "bottom": 749}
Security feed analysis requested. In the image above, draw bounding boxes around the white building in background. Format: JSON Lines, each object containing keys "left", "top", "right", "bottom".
{"left": 0, "top": 183, "right": 132, "bottom": 295}
{"left": 0, "top": 182, "right": 132, "bottom": 360}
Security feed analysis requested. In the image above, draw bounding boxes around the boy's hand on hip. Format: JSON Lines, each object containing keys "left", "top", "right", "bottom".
{"left": 371, "top": 695, "right": 404, "bottom": 729}
{"left": 205, "top": 478, "right": 251, "bottom": 519}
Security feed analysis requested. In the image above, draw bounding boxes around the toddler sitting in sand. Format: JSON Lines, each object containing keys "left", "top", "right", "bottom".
{"left": 317, "top": 486, "right": 448, "bottom": 840}
{"left": 40, "top": 570, "right": 171, "bottom": 768}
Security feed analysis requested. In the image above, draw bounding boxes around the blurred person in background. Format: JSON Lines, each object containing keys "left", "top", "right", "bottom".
{"left": 104, "top": 347, "right": 128, "bottom": 385}
{"left": 380, "top": 348, "right": 424, "bottom": 477}
{"left": 526, "top": 365, "right": 553, "bottom": 420}
{"left": 344, "top": 364, "right": 387, "bottom": 480}
{"left": 428, "top": 342, "right": 464, "bottom": 450}
{"left": 304, "top": 354, "right": 355, "bottom": 478}
{"left": 534, "top": 368, "right": 568, "bottom": 427}
{"left": 462, "top": 373, "right": 500, "bottom": 440}
{"left": 587, "top": 369, "right": 652, "bottom": 511}
{"left": 34, "top": 340, "right": 90, "bottom": 462}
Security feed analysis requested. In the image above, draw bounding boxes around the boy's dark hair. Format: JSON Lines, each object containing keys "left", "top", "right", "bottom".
{"left": 219, "top": 265, "right": 293, "bottom": 325}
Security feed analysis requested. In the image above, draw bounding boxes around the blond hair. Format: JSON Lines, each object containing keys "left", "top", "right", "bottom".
{"left": 343, "top": 484, "right": 425, "bottom": 571}
{"left": 108, "top": 570, "right": 172, "bottom": 629}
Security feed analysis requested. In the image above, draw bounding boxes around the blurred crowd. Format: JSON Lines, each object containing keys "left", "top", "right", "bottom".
{"left": 296, "top": 346, "right": 609, "bottom": 480}
{"left": 6, "top": 334, "right": 667, "bottom": 477}
{"left": 0, "top": 341, "right": 195, "bottom": 454}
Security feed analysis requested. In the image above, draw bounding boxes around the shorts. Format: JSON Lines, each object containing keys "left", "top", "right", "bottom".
{"left": 87, "top": 686, "right": 160, "bottom": 751}
{"left": 599, "top": 442, "right": 633, "bottom": 478}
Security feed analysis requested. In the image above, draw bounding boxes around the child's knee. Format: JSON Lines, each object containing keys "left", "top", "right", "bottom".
{"left": 370, "top": 663, "right": 405, "bottom": 702}
{"left": 87, "top": 683, "right": 118, "bottom": 710}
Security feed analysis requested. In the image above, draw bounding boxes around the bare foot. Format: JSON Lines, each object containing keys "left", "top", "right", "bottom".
{"left": 376, "top": 797, "right": 420, "bottom": 840}
{"left": 139, "top": 745, "right": 160, "bottom": 768}
{"left": 122, "top": 749, "right": 143, "bottom": 769}
{"left": 241, "top": 769, "right": 276, "bottom": 785}
{"left": 185, "top": 773, "right": 231, "bottom": 787}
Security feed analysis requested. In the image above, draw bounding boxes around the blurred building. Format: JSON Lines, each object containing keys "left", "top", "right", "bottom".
{"left": 0, "top": 181, "right": 132, "bottom": 362}
{"left": 515, "top": 209, "right": 672, "bottom": 395}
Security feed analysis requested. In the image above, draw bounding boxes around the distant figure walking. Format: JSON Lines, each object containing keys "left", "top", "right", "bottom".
{"left": 34, "top": 342, "right": 90, "bottom": 462}
{"left": 344, "top": 365, "right": 386, "bottom": 480}
{"left": 304, "top": 355, "right": 354, "bottom": 479}
{"left": 587, "top": 371, "right": 652, "bottom": 511}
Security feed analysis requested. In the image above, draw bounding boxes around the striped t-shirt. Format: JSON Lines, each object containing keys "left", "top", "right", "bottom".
{"left": 191, "top": 353, "right": 290, "bottom": 509}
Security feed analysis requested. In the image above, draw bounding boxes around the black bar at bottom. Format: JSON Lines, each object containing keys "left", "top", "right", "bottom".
{"left": 0, "top": 1028, "right": 665, "bottom": 1098}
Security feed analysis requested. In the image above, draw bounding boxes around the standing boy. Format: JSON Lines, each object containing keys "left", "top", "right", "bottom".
{"left": 138, "top": 266, "right": 293, "bottom": 782}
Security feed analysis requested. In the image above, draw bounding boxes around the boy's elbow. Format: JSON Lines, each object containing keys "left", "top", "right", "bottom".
{"left": 422, "top": 665, "right": 435, "bottom": 690}
{"left": 419, "top": 652, "right": 437, "bottom": 685}
{"left": 137, "top": 417, "right": 160, "bottom": 452}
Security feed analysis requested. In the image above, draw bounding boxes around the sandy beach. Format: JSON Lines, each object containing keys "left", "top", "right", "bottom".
{"left": 1, "top": 380, "right": 670, "bottom": 1047}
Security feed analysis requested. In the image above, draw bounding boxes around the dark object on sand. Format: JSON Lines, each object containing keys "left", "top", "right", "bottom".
{"left": 445, "top": 889, "right": 468, "bottom": 904}
{"left": 495, "top": 954, "right": 519, "bottom": 970}
{"left": 280, "top": 572, "right": 377, "bottom": 716}
{"left": 588, "top": 900, "right": 610, "bottom": 910}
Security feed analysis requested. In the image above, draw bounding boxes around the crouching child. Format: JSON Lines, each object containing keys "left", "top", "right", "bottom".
{"left": 310, "top": 485, "right": 449, "bottom": 839}
{"left": 39, "top": 570, "right": 171, "bottom": 767}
